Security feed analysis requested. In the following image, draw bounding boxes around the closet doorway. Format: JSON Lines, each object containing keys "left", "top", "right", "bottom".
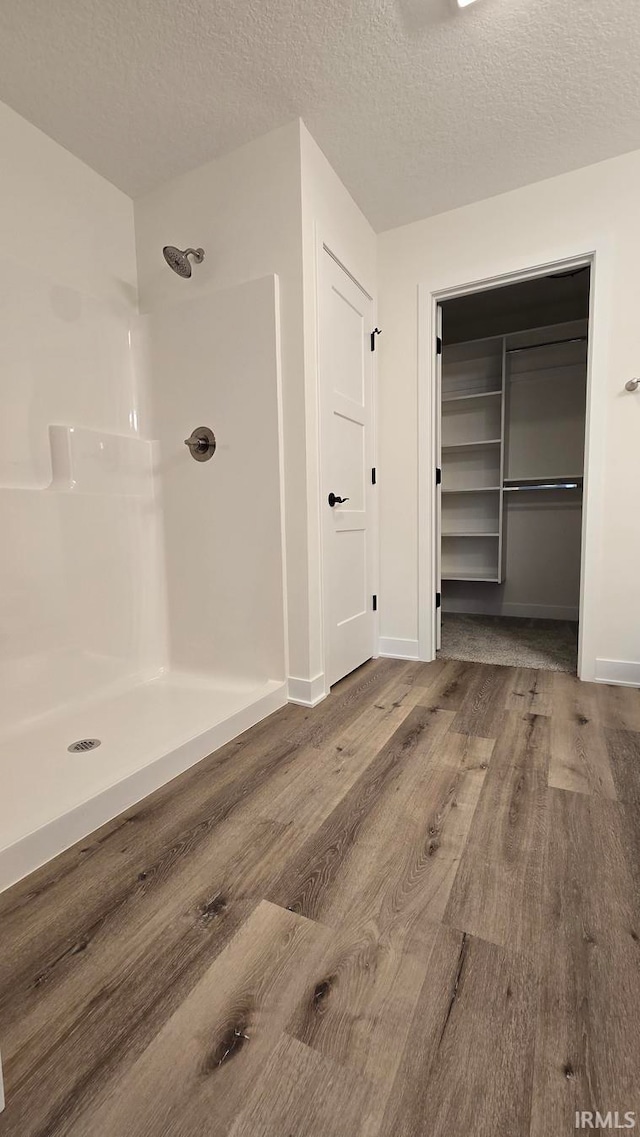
{"left": 436, "top": 266, "right": 590, "bottom": 674}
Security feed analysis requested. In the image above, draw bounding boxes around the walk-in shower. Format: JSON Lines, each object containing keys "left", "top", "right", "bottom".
{"left": 0, "top": 272, "right": 286, "bottom": 892}
{"left": 162, "top": 245, "right": 205, "bottom": 277}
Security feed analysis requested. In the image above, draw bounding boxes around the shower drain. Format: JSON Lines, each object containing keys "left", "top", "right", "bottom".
{"left": 67, "top": 738, "right": 102, "bottom": 753}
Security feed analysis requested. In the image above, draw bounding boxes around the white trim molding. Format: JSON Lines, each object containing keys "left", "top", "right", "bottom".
{"left": 378, "top": 637, "right": 421, "bottom": 661}
{"left": 288, "top": 673, "right": 328, "bottom": 707}
{"left": 594, "top": 659, "right": 640, "bottom": 688}
{"left": 442, "top": 600, "right": 579, "bottom": 621}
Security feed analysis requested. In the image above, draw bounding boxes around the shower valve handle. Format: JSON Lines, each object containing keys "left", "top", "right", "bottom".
{"left": 184, "top": 426, "right": 217, "bottom": 462}
{"left": 184, "top": 434, "right": 210, "bottom": 451}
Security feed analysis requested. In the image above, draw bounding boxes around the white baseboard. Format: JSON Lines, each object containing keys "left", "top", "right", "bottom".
{"left": 442, "top": 600, "right": 579, "bottom": 621}
{"left": 288, "top": 673, "right": 327, "bottom": 707}
{"left": 594, "top": 658, "right": 640, "bottom": 688}
{"left": 0, "top": 682, "right": 288, "bottom": 895}
{"left": 378, "top": 637, "right": 421, "bottom": 661}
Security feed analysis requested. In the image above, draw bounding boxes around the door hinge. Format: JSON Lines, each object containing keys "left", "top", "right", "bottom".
{"left": 372, "top": 594, "right": 378, "bottom": 612}
{"left": 371, "top": 328, "right": 382, "bottom": 352}
{"left": 372, "top": 467, "right": 377, "bottom": 485}
{"left": 436, "top": 591, "right": 441, "bottom": 609}
{"left": 435, "top": 466, "right": 442, "bottom": 486}
{"left": 436, "top": 336, "right": 443, "bottom": 356}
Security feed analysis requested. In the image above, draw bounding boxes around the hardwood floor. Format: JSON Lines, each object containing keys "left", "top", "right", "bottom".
{"left": 1, "top": 658, "right": 639, "bottom": 1136}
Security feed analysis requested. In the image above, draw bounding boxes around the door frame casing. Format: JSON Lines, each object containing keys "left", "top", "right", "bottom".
{"left": 316, "top": 236, "right": 379, "bottom": 696}
{"left": 418, "top": 247, "right": 608, "bottom": 682}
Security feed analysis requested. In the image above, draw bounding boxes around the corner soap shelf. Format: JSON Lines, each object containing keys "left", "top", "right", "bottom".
{"left": 0, "top": 426, "right": 157, "bottom": 496}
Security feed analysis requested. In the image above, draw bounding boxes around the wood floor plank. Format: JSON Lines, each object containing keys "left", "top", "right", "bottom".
{"left": 443, "top": 761, "right": 548, "bottom": 951}
{"left": 1, "top": 813, "right": 299, "bottom": 1038}
{"left": 0, "top": 899, "right": 256, "bottom": 1137}
{"left": 488, "top": 709, "right": 551, "bottom": 775}
{"left": 433, "top": 729, "right": 495, "bottom": 773}
{"left": 504, "top": 666, "right": 553, "bottom": 716}
{"left": 269, "top": 725, "right": 487, "bottom": 1091}
{"left": 451, "top": 663, "right": 513, "bottom": 739}
{"left": 455, "top": 757, "right": 548, "bottom": 865}
{"left": 541, "top": 787, "right": 640, "bottom": 939}
{"left": 552, "top": 672, "right": 640, "bottom": 730}
{"left": 548, "top": 714, "right": 618, "bottom": 798}
{"left": 603, "top": 727, "right": 640, "bottom": 804}
{"left": 551, "top": 671, "right": 601, "bottom": 724}
{"left": 284, "top": 919, "right": 443, "bottom": 1129}
{"left": 593, "top": 682, "right": 640, "bottom": 731}
{"left": 65, "top": 901, "right": 330, "bottom": 1137}
{"left": 408, "top": 658, "right": 478, "bottom": 711}
{"left": 228, "top": 1033, "right": 372, "bottom": 1137}
{"left": 390, "top": 658, "right": 448, "bottom": 689}
{"left": 258, "top": 692, "right": 414, "bottom": 831}
{"left": 444, "top": 855, "right": 544, "bottom": 955}
{"left": 531, "top": 922, "right": 640, "bottom": 1137}
{"left": 327, "top": 751, "right": 487, "bottom": 932}
{"left": 378, "top": 933, "right": 538, "bottom": 1137}
{"left": 0, "top": 814, "right": 314, "bottom": 1137}
{"left": 280, "top": 727, "right": 491, "bottom": 1073}
{"left": 265, "top": 706, "right": 456, "bottom": 924}
{"left": 531, "top": 787, "right": 640, "bottom": 1136}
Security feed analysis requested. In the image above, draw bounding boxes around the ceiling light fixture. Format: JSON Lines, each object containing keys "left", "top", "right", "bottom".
{"left": 457, "top": 0, "right": 480, "bottom": 6}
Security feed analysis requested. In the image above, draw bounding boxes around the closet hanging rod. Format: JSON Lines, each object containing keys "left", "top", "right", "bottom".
{"left": 506, "top": 335, "right": 587, "bottom": 354}
{"left": 503, "top": 478, "right": 583, "bottom": 492}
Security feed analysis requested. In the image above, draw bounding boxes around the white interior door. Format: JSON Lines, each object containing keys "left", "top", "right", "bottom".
{"left": 320, "top": 250, "right": 375, "bottom": 687}
{"left": 435, "top": 304, "right": 443, "bottom": 650}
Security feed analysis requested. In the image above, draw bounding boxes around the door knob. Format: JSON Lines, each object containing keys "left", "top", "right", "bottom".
{"left": 328, "top": 492, "right": 349, "bottom": 507}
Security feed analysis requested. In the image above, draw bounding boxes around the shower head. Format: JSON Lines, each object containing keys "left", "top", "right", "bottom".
{"left": 162, "top": 245, "right": 205, "bottom": 278}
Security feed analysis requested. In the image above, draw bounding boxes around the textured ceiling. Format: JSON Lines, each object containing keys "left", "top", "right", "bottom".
{"left": 1, "top": 0, "right": 640, "bottom": 230}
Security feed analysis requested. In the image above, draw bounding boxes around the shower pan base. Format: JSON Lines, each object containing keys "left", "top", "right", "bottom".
{"left": 0, "top": 671, "right": 286, "bottom": 892}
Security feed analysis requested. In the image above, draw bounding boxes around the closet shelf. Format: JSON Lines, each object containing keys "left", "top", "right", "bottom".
{"left": 442, "top": 389, "right": 502, "bottom": 404}
{"left": 442, "top": 439, "right": 501, "bottom": 451}
{"left": 441, "top": 317, "right": 586, "bottom": 601}
{"left": 442, "top": 573, "right": 501, "bottom": 583}
{"left": 442, "top": 486, "right": 500, "bottom": 494}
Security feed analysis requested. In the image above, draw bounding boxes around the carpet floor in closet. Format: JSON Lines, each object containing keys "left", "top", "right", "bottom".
{"left": 439, "top": 612, "right": 579, "bottom": 672}
{"left": 0, "top": 657, "right": 639, "bottom": 1137}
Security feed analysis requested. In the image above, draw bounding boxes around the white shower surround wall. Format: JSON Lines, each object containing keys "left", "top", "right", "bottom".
{"left": 0, "top": 281, "right": 288, "bottom": 892}
{"left": 139, "top": 276, "right": 287, "bottom": 687}
{"left": 0, "top": 103, "right": 287, "bottom": 892}
{"left": 0, "top": 276, "right": 288, "bottom": 891}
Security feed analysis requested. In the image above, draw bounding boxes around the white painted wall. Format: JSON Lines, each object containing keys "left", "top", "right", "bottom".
{"left": 378, "top": 149, "right": 640, "bottom": 683}
{"left": 299, "top": 123, "right": 377, "bottom": 700}
{"left": 0, "top": 101, "right": 155, "bottom": 726}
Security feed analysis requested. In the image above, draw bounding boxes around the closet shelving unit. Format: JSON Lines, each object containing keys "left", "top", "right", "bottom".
{"left": 440, "top": 319, "right": 587, "bottom": 584}
{"left": 440, "top": 336, "right": 506, "bottom": 582}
